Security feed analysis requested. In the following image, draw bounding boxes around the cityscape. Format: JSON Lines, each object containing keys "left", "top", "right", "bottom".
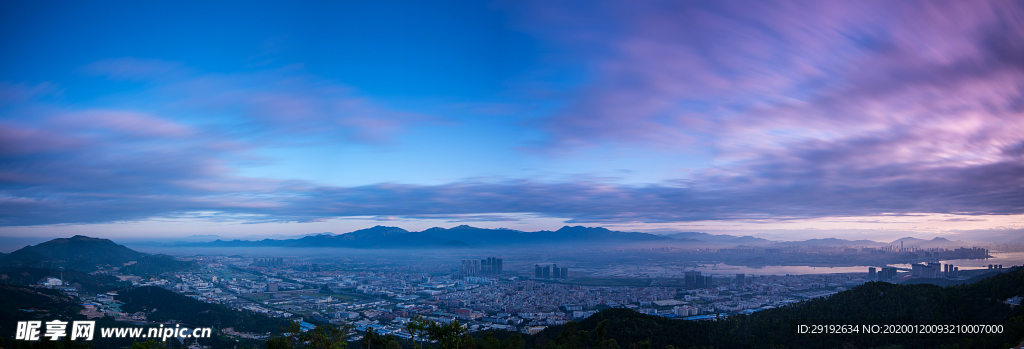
{"left": 14, "top": 233, "right": 1021, "bottom": 345}
{"left": 3, "top": 0, "right": 1024, "bottom": 348}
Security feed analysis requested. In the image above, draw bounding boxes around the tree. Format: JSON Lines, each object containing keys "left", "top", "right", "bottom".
{"left": 480, "top": 332, "right": 501, "bottom": 349}
{"left": 459, "top": 334, "right": 477, "bottom": 349}
{"left": 266, "top": 336, "right": 292, "bottom": 349}
{"left": 384, "top": 335, "right": 401, "bottom": 349}
{"left": 501, "top": 333, "right": 524, "bottom": 349}
{"left": 425, "top": 320, "right": 466, "bottom": 349}
{"left": 363, "top": 328, "right": 380, "bottom": 349}
{"left": 405, "top": 316, "right": 431, "bottom": 349}
{"left": 302, "top": 323, "right": 350, "bottom": 349}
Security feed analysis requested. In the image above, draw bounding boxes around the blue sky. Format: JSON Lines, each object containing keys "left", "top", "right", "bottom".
{"left": 2, "top": 1, "right": 1023, "bottom": 242}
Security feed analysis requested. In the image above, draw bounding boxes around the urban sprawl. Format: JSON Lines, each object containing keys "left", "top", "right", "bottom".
{"left": 36, "top": 246, "right": 1008, "bottom": 342}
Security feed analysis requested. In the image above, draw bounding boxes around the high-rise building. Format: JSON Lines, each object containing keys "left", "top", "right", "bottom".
{"left": 543, "top": 265, "right": 568, "bottom": 279}
{"left": 910, "top": 263, "right": 939, "bottom": 278}
{"left": 543, "top": 266, "right": 551, "bottom": 279}
{"left": 687, "top": 271, "right": 709, "bottom": 289}
{"left": 535, "top": 264, "right": 542, "bottom": 278}
{"left": 735, "top": 273, "right": 745, "bottom": 287}
{"left": 868, "top": 267, "right": 876, "bottom": 281}
{"left": 472, "top": 257, "right": 503, "bottom": 275}
{"left": 880, "top": 267, "right": 898, "bottom": 281}
{"left": 685, "top": 271, "right": 701, "bottom": 289}
{"left": 461, "top": 259, "right": 482, "bottom": 276}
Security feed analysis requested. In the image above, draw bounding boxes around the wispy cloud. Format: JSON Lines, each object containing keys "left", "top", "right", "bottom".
{"left": 0, "top": 81, "right": 61, "bottom": 104}
{"left": 82, "top": 58, "right": 190, "bottom": 81}
{"left": 80, "top": 61, "right": 434, "bottom": 145}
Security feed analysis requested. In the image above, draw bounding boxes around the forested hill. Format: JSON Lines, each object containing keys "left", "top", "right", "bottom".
{"left": 0, "top": 235, "right": 145, "bottom": 272}
{"left": 0, "top": 285, "right": 82, "bottom": 343}
{"left": 531, "top": 267, "right": 1024, "bottom": 349}
{"left": 0, "top": 266, "right": 125, "bottom": 293}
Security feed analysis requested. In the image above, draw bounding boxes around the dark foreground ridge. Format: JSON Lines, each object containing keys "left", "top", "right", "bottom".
{"left": 529, "top": 266, "right": 1024, "bottom": 349}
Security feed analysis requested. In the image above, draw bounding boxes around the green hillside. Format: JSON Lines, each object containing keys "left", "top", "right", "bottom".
{"left": 119, "top": 254, "right": 196, "bottom": 276}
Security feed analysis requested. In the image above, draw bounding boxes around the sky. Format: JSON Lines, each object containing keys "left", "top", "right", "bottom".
{"left": 1, "top": 0, "right": 1023, "bottom": 243}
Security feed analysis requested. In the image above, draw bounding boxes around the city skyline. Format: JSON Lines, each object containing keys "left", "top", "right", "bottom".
{"left": 2, "top": 1, "right": 1024, "bottom": 242}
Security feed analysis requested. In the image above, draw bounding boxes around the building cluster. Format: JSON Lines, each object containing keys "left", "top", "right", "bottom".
{"left": 458, "top": 257, "right": 503, "bottom": 277}
{"left": 254, "top": 258, "right": 285, "bottom": 267}
{"left": 866, "top": 267, "right": 901, "bottom": 281}
{"left": 684, "top": 271, "right": 713, "bottom": 289}
{"left": 534, "top": 264, "right": 568, "bottom": 279}
{"left": 908, "top": 262, "right": 961, "bottom": 278}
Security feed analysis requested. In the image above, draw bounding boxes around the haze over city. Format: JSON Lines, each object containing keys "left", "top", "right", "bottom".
{"left": 2, "top": 0, "right": 1024, "bottom": 244}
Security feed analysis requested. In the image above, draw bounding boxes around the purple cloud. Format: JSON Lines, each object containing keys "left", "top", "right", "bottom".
{"left": 511, "top": 0, "right": 1024, "bottom": 164}
{"left": 2, "top": 153, "right": 1022, "bottom": 226}
{"left": 2, "top": 1, "right": 1023, "bottom": 229}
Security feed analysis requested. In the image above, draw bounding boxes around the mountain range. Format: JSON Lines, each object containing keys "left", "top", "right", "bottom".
{"left": 123, "top": 225, "right": 982, "bottom": 250}
{"left": 171, "top": 225, "right": 674, "bottom": 249}
{"left": 664, "top": 231, "right": 774, "bottom": 245}
{"left": 0, "top": 227, "right": 982, "bottom": 257}
{"left": 760, "top": 236, "right": 972, "bottom": 249}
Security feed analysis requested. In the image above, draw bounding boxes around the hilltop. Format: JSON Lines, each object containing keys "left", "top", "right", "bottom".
{"left": 0, "top": 235, "right": 193, "bottom": 274}
{"left": 0, "top": 235, "right": 145, "bottom": 271}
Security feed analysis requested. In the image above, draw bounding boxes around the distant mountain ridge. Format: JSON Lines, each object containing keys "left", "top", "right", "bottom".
{"left": 767, "top": 236, "right": 973, "bottom": 249}
{"left": 175, "top": 225, "right": 674, "bottom": 249}
{"left": 7, "top": 228, "right": 981, "bottom": 256}
{"left": 661, "top": 232, "right": 974, "bottom": 248}
{"left": 664, "top": 231, "right": 773, "bottom": 245}
{"left": 140, "top": 225, "right": 983, "bottom": 249}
